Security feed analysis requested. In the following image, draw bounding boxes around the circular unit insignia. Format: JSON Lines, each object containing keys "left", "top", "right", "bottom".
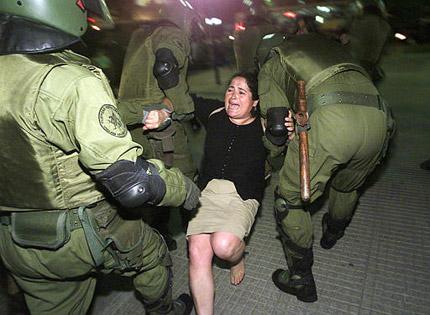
{"left": 98, "top": 104, "right": 127, "bottom": 137}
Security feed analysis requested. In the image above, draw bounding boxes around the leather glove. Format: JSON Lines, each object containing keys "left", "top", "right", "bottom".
{"left": 183, "top": 176, "right": 201, "bottom": 211}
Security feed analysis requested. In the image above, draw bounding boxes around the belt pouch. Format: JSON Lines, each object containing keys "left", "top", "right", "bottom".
{"left": 11, "top": 211, "right": 70, "bottom": 250}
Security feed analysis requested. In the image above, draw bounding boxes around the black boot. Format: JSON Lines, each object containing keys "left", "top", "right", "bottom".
{"left": 171, "top": 293, "right": 194, "bottom": 315}
{"left": 146, "top": 293, "right": 194, "bottom": 315}
{"left": 272, "top": 194, "right": 317, "bottom": 302}
{"left": 272, "top": 268, "right": 317, "bottom": 303}
{"left": 420, "top": 159, "right": 430, "bottom": 170}
{"left": 144, "top": 269, "right": 193, "bottom": 315}
{"left": 320, "top": 213, "right": 349, "bottom": 250}
{"left": 272, "top": 248, "right": 317, "bottom": 303}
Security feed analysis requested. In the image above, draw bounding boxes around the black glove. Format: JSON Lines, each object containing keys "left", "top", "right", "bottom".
{"left": 265, "top": 107, "right": 290, "bottom": 146}
{"left": 183, "top": 176, "right": 201, "bottom": 211}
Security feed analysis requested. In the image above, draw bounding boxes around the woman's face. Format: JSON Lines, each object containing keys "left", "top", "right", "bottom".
{"left": 224, "top": 76, "right": 258, "bottom": 124}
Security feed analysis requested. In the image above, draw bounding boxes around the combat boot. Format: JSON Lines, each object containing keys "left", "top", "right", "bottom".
{"left": 170, "top": 294, "right": 194, "bottom": 315}
{"left": 420, "top": 159, "right": 430, "bottom": 170}
{"left": 146, "top": 293, "right": 193, "bottom": 315}
{"left": 320, "top": 213, "right": 350, "bottom": 250}
{"left": 272, "top": 248, "right": 317, "bottom": 303}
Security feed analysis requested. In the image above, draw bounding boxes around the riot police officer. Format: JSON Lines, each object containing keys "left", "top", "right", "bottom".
{"left": 257, "top": 32, "right": 394, "bottom": 302}
{"left": 117, "top": 1, "right": 202, "bottom": 250}
{"left": 0, "top": 1, "right": 199, "bottom": 314}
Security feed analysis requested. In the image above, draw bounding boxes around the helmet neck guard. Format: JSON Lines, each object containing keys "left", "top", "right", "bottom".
{"left": 0, "top": 15, "right": 79, "bottom": 55}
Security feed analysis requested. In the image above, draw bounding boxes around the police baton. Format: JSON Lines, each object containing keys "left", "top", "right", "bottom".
{"left": 295, "top": 80, "right": 310, "bottom": 202}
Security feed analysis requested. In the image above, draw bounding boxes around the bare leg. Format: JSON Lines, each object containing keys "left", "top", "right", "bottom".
{"left": 188, "top": 234, "right": 214, "bottom": 315}
{"left": 211, "top": 232, "right": 246, "bottom": 285}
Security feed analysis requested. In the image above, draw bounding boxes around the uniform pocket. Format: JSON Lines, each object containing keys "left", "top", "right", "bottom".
{"left": 11, "top": 211, "right": 70, "bottom": 250}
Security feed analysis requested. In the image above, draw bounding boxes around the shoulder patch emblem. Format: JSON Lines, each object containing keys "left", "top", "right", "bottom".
{"left": 98, "top": 104, "right": 128, "bottom": 137}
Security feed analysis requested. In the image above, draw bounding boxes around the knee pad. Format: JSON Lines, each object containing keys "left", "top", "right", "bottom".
{"left": 274, "top": 197, "right": 289, "bottom": 226}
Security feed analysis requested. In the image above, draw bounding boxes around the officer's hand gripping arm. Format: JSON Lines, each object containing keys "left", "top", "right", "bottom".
{"left": 142, "top": 98, "right": 173, "bottom": 131}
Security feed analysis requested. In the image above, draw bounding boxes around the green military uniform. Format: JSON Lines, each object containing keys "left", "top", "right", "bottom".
{"left": 0, "top": 51, "right": 189, "bottom": 314}
{"left": 118, "top": 24, "right": 197, "bottom": 242}
{"left": 258, "top": 33, "right": 393, "bottom": 302}
{"left": 118, "top": 24, "right": 196, "bottom": 178}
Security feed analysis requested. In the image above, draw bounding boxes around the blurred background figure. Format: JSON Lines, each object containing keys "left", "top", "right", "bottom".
{"left": 342, "top": 0, "right": 391, "bottom": 83}
{"left": 90, "top": 39, "right": 124, "bottom": 96}
{"left": 233, "top": 4, "right": 280, "bottom": 73}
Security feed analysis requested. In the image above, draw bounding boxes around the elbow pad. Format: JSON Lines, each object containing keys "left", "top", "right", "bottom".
{"left": 94, "top": 157, "right": 166, "bottom": 208}
{"left": 265, "top": 107, "right": 290, "bottom": 146}
{"left": 153, "top": 48, "right": 179, "bottom": 90}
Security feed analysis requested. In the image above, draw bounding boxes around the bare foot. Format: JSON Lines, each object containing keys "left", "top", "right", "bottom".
{"left": 230, "top": 258, "right": 245, "bottom": 286}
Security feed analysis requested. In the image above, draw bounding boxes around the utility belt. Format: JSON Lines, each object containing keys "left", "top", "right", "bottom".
{"left": 0, "top": 202, "right": 166, "bottom": 271}
{"left": 307, "top": 91, "right": 396, "bottom": 158}
{"left": 307, "top": 91, "right": 381, "bottom": 112}
{"left": 0, "top": 208, "right": 83, "bottom": 251}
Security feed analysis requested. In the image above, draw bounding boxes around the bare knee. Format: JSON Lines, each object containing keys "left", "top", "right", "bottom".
{"left": 188, "top": 235, "right": 214, "bottom": 267}
{"left": 211, "top": 232, "right": 242, "bottom": 261}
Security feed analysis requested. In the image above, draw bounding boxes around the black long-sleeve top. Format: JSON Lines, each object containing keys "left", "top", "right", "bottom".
{"left": 193, "top": 95, "right": 267, "bottom": 203}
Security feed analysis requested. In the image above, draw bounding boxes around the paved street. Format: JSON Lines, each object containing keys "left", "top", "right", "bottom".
{"left": 1, "top": 42, "right": 429, "bottom": 315}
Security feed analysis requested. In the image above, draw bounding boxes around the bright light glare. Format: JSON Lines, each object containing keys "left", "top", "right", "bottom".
{"left": 234, "top": 22, "right": 246, "bottom": 31}
{"left": 316, "top": 6, "right": 331, "bottom": 13}
{"left": 315, "top": 15, "right": 324, "bottom": 24}
{"left": 394, "top": 33, "right": 407, "bottom": 40}
{"left": 185, "top": 0, "right": 193, "bottom": 9}
{"left": 90, "top": 24, "right": 101, "bottom": 31}
{"left": 228, "top": 35, "right": 235, "bottom": 40}
{"left": 263, "top": 33, "right": 275, "bottom": 39}
{"left": 283, "top": 11, "right": 297, "bottom": 19}
{"left": 205, "top": 17, "right": 222, "bottom": 25}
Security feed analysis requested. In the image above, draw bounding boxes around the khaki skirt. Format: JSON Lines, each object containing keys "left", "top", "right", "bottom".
{"left": 186, "top": 179, "right": 259, "bottom": 239}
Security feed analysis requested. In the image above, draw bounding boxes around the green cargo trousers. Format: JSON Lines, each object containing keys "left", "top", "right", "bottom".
{"left": 0, "top": 201, "right": 171, "bottom": 315}
{"left": 277, "top": 104, "right": 388, "bottom": 249}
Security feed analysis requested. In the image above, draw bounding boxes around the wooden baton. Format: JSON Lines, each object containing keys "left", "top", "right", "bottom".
{"left": 295, "top": 80, "right": 310, "bottom": 202}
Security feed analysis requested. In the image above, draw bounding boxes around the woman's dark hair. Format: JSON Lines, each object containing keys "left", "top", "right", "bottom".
{"left": 228, "top": 71, "right": 259, "bottom": 101}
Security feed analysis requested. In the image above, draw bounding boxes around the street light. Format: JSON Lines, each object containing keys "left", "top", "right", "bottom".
{"left": 204, "top": 17, "right": 223, "bottom": 84}
{"left": 205, "top": 17, "right": 222, "bottom": 26}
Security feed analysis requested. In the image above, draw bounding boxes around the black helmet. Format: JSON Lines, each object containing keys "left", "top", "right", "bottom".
{"left": 0, "top": 0, "right": 113, "bottom": 54}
